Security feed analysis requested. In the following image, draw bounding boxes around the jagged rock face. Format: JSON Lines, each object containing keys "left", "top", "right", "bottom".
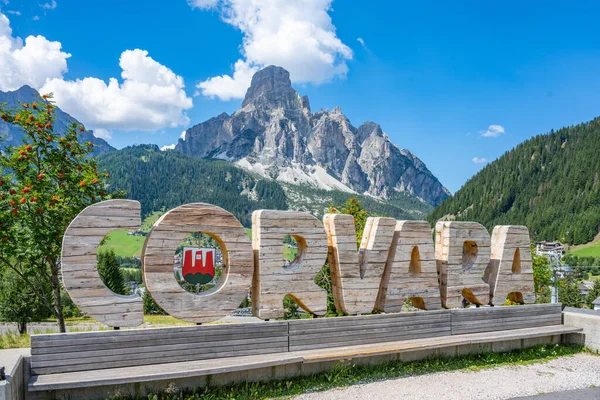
{"left": 0, "top": 86, "right": 114, "bottom": 156}
{"left": 176, "top": 65, "right": 450, "bottom": 206}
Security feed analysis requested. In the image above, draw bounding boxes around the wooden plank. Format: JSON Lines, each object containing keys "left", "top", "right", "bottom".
{"left": 298, "top": 325, "right": 582, "bottom": 363}
{"left": 31, "top": 321, "right": 287, "bottom": 346}
{"left": 33, "top": 335, "right": 289, "bottom": 363}
{"left": 29, "top": 353, "right": 305, "bottom": 391}
{"left": 31, "top": 328, "right": 286, "bottom": 355}
{"left": 31, "top": 345, "right": 289, "bottom": 375}
{"left": 288, "top": 309, "right": 449, "bottom": 329}
{"left": 288, "top": 315, "right": 450, "bottom": 335}
{"left": 290, "top": 330, "right": 450, "bottom": 351}
{"left": 61, "top": 200, "right": 143, "bottom": 328}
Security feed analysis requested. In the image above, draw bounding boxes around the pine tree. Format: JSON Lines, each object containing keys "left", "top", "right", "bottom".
{"left": 558, "top": 277, "right": 582, "bottom": 309}
{"left": 585, "top": 280, "right": 600, "bottom": 309}
{"left": 97, "top": 250, "right": 127, "bottom": 295}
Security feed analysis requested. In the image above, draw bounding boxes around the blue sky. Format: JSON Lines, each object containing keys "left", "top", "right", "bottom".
{"left": 2, "top": 0, "right": 600, "bottom": 193}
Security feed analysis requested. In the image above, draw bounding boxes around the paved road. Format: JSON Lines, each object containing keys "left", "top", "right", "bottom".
{"left": 295, "top": 354, "right": 600, "bottom": 400}
{"left": 513, "top": 387, "right": 600, "bottom": 399}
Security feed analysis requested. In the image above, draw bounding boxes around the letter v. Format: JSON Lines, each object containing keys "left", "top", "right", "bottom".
{"left": 324, "top": 214, "right": 396, "bottom": 315}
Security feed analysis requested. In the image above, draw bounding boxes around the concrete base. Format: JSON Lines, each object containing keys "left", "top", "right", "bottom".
{"left": 0, "top": 349, "right": 29, "bottom": 400}
{"left": 563, "top": 307, "right": 600, "bottom": 353}
{"left": 25, "top": 336, "right": 564, "bottom": 400}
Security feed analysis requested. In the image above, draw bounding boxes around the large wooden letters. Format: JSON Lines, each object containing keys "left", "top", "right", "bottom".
{"left": 61, "top": 200, "right": 143, "bottom": 327}
{"left": 436, "top": 221, "right": 491, "bottom": 308}
{"left": 487, "top": 225, "right": 535, "bottom": 305}
{"left": 324, "top": 214, "right": 396, "bottom": 314}
{"left": 379, "top": 220, "right": 442, "bottom": 311}
{"left": 143, "top": 203, "right": 253, "bottom": 323}
{"left": 61, "top": 200, "right": 540, "bottom": 327}
{"left": 252, "top": 210, "right": 328, "bottom": 319}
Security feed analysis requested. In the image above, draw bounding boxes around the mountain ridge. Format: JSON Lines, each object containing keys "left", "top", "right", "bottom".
{"left": 176, "top": 65, "right": 449, "bottom": 206}
{"left": 0, "top": 85, "right": 114, "bottom": 156}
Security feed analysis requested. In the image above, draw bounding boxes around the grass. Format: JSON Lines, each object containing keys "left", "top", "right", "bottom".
{"left": 143, "top": 315, "right": 194, "bottom": 326}
{"left": 106, "top": 344, "right": 586, "bottom": 400}
{"left": 140, "top": 211, "right": 164, "bottom": 232}
{"left": 569, "top": 237, "right": 600, "bottom": 258}
{"left": 98, "top": 229, "right": 146, "bottom": 257}
{"left": 97, "top": 212, "right": 163, "bottom": 258}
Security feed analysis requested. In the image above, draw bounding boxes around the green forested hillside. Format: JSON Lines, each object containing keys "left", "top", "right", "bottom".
{"left": 99, "top": 145, "right": 431, "bottom": 228}
{"left": 428, "top": 117, "right": 600, "bottom": 245}
{"left": 99, "top": 145, "right": 287, "bottom": 227}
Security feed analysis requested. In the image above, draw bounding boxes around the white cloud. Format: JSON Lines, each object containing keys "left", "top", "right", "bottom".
{"left": 40, "top": 0, "right": 57, "bottom": 10}
{"left": 5, "top": 10, "right": 20, "bottom": 15}
{"left": 192, "top": 0, "right": 353, "bottom": 100}
{"left": 197, "top": 59, "right": 258, "bottom": 100}
{"left": 41, "top": 49, "right": 193, "bottom": 132}
{"left": 180, "top": 130, "right": 187, "bottom": 140}
{"left": 472, "top": 157, "right": 488, "bottom": 164}
{"left": 357, "top": 37, "right": 366, "bottom": 48}
{"left": 0, "top": 12, "right": 70, "bottom": 91}
{"left": 160, "top": 144, "right": 176, "bottom": 151}
{"left": 93, "top": 128, "right": 111, "bottom": 140}
{"left": 33, "top": 15, "right": 40, "bottom": 20}
{"left": 481, "top": 124, "right": 505, "bottom": 138}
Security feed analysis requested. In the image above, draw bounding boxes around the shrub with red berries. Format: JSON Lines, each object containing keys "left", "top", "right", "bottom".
{"left": 0, "top": 93, "right": 120, "bottom": 332}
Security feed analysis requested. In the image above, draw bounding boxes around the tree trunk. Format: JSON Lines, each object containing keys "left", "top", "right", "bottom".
{"left": 50, "top": 260, "right": 66, "bottom": 333}
{"left": 18, "top": 321, "right": 27, "bottom": 335}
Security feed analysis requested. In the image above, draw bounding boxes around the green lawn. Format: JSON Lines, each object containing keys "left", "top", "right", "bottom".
{"left": 569, "top": 238, "right": 600, "bottom": 258}
{"left": 98, "top": 212, "right": 163, "bottom": 257}
{"left": 99, "top": 229, "right": 145, "bottom": 257}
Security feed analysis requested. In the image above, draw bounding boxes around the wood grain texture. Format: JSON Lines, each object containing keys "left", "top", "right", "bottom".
{"left": 252, "top": 210, "right": 328, "bottom": 319}
{"left": 379, "top": 220, "right": 442, "bottom": 312}
{"left": 288, "top": 310, "right": 451, "bottom": 351}
{"left": 324, "top": 214, "right": 396, "bottom": 315}
{"left": 450, "top": 303, "right": 561, "bottom": 334}
{"left": 61, "top": 200, "right": 143, "bottom": 328}
{"left": 29, "top": 347, "right": 302, "bottom": 391}
{"left": 435, "top": 221, "right": 491, "bottom": 308}
{"left": 30, "top": 320, "right": 289, "bottom": 375}
{"left": 143, "top": 203, "right": 253, "bottom": 323}
{"left": 487, "top": 226, "right": 536, "bottom": 305}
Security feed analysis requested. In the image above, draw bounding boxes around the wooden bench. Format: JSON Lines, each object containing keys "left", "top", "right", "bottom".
{"left": 27, "top": 304, "right": 581, "bottom": 397}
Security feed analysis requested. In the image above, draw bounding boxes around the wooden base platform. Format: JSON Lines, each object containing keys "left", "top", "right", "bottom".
{"left": 24, "top": 304, "right": 583, "bottom": 400}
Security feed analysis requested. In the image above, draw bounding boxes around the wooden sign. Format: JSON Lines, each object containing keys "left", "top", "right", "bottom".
{"left": 324, "top": 214, "right": 395, "bottom": 315}
{"left": 61, "top": 201, "right": 537, "bottom": 327}
{"left": 379, "top": 220, "right": 442, "bottom": 312}
{"left": 252, "top": 210, "right": 328, "bottom": 319}
{"left": 61, "top": 200, "right": 143, "bottom": 327}
{"left": 143, "top": 203, "right": 253, "bottom": 323}
{"left": 487, "top": 225, "right": 535, "bottom": 305}
{"left": 435, "top": 221, "right": 491, "bottom": 308}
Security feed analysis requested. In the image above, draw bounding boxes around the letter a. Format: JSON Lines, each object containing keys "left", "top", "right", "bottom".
{"left": 379, "top": 220, "right": 442, "bottom": 311}
{"left": 436, "top": 221, "right": 491, "bottom": 308}
{"left": 487, "top": 226, "right": 535, "bottom": 305}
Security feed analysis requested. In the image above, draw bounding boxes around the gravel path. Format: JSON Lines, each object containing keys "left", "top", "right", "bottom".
{"left": 294, "top": 353, "right": 600, "bottom": 400}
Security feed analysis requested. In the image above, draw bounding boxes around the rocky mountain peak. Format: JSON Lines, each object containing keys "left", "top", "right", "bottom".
{"left": 177, "top": 66, "right": 449, "bottom": 206}
{"left": 241, "top": 65, "right": 297, "bottom": 109}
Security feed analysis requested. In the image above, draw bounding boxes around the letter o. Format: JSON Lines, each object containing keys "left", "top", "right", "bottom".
{"left": 143, "top": 203, "right": 253, "bottom": 323}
